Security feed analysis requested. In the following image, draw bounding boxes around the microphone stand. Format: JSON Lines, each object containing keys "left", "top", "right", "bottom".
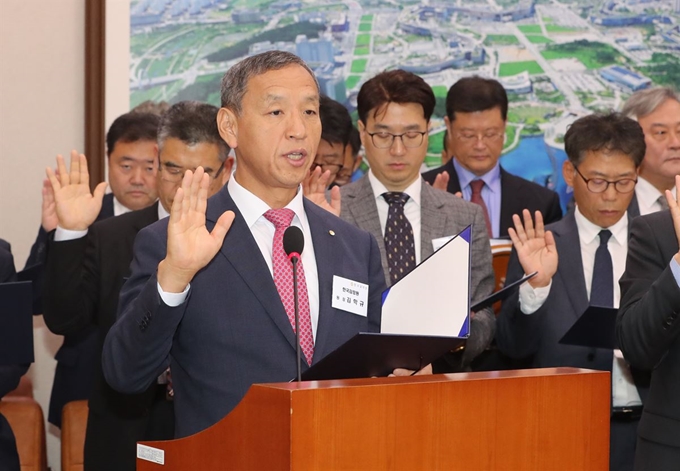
{"left": 290, "top": 253, "right": 302, "bottom": 382}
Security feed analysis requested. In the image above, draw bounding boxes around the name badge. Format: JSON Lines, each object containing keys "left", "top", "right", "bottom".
{"left": 332, "top": 276, "right": 369, "bottom": 317}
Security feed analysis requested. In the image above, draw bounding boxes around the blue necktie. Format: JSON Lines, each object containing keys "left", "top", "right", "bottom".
{"left": 590, "top": 230, "right": 613, "bottom": 307}
{"left": 383, "top": 192, "right": 416, "bottom": 285}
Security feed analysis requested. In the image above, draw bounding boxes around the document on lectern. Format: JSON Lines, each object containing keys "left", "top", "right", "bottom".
{"left": 380, "top": 226, "right": 471, "bottom": 338}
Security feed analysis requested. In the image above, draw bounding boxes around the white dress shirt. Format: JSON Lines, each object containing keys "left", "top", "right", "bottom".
{"left": 367, "top": 170, "right": 423, "bottom": 264}
{"left": 159, "top": 175, "right": 321, "bottom": 339}
{"left": 518, "top": 207, "right": 641, "bottom": 407}
{"left": 635, "top": 176, "right": 676, "bottom": 216}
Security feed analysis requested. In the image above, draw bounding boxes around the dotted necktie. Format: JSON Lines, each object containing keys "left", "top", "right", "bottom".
{"left": 469, "top": 180, "right": 492, "bottom": 238}
{"left": 590, "top": 230, "right": 613, "bottom": 308}
{"left": 263, "top": 209, "right": 314, "bottom": 365}
{"left": 383, "top": 192, "right": 416, "bottom": 285}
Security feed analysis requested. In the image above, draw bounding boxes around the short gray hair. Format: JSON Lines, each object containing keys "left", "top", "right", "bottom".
{"left": 220, "top": 51, "right": 318, "bottom": 115}
{"left": 622, "top": 87, "right": 680, "bottom": 120}
{"left": 158, "top": 101, "right": 230, "bottom": 163}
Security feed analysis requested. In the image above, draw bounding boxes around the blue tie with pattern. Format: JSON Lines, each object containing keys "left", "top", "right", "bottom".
{"left": 383, "top": 192, "right": 416, "bottom": 285}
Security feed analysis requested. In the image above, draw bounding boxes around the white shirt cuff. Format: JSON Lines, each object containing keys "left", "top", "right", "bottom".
{"left": 54, "top": 226, "right": 88, "bottom": 242}
{"left": 518, "top": 278, "right": 551, "bottom": 315}
{"left": 157, "top": 282, "right": 190, "bottom": 307}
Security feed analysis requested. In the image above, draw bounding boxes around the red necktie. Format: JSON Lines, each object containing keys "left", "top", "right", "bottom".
{"left": 263, "top": 209, "right": 314, "bottom": 365}
{"left": 470, "top": 180, "right": 492, "bottom": 238}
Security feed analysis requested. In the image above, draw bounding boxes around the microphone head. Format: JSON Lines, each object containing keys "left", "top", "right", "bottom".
{"left": 283, "top": 226, "right": 305, "bottom": 258}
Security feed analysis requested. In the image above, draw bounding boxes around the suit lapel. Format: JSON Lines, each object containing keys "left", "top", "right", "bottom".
{"left": 419, "top": 182, "right": 447, "bottom": 261}
{"left": 498, "top": 168, "right": 516, "bottom": 237}
{"left": 552, "top": 214, "right": 589, "bottom": 318}
{"left": 207, "top": 188, "right": 300, "bottom": 356}
{"left": 304, "top": 200, "right": 340, "bottom": 363}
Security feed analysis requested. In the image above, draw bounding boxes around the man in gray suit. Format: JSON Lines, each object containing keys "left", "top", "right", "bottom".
{"left": 309, "top": 70, "right": 495, "bottom": 369}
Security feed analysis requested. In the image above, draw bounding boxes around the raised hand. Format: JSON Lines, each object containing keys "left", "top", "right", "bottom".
{"left": 41, "top": 178, "right": 59, "bottom": 232}
{"left": 157, "top": 167, "right": 235, "bottom": 293}
{"left": 668, "top": 175, "right": 680, "bottom": 265}
{"left": 507, "top": 209, "right": 558, "bottom": 288}
{"left": 302, "top": 166, "right": 341, "bottom": 217}
{"left": 45, "top": 151, "right": 107, "bottom": 230}
{"left": 431, "top": 171, "right": 450, "bottom": 192}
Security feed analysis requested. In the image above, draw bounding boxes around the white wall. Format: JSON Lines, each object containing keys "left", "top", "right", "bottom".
{"left": 0, "top": 1, "right": 85, "bottom": 469}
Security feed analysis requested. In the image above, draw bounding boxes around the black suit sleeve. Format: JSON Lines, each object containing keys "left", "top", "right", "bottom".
{"left": 543, "top": 192, "right": 563, "bottom": 225}
{"left": 43, "top": 228, "right": 101, "bottom": 335}
{"left": 495, "top": 248, "right": 544, "bottom": 359}
{"left": 617, "top": 215, "right": 680, "bottom": 370}
{"left": 24, "top": 227, "right": 48, "bottom": 269}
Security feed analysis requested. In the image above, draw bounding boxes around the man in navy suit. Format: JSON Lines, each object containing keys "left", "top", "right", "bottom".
{"left": 496, "top": 112, "right": 648, "bottom": 471}
{"left": 422, "top": 77, "right": 562, "bottom": 237}
{"left": 102, "top": 51, "right": 386, "bottom": 438}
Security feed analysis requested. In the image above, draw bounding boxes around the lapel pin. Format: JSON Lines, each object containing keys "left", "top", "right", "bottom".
{"left": 329, "top": 230, "right": 335, "bottom": 236}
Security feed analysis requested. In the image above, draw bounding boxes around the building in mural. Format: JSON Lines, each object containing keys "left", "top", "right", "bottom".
{"left": 129, "top": 0, "right": 680, "bottom": 211}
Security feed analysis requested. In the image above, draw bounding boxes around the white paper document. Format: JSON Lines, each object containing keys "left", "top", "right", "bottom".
{"left": 380, "top": 226, "right": 471, "bottom": 338}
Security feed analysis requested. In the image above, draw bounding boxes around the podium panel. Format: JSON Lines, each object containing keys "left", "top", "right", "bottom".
{"left": 137, "top": 368, "right": 610, "bottom": 471}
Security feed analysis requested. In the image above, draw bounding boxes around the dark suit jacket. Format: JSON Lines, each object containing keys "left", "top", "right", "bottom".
{"left": 339, "top": 175, "right": 496, "bottom": 366}
{"left": 498, "top": 213, "right": 649, "bottom": 471}
{"left": 496, "top": 213, "right": 614, "bottom": 370}
{"left": 44, "top": 202, "right": 161, "bottom": 416}
{"left": 617, "top": 210, "right": 680, "bottom": 466}
{"left": 422, "top": 160, "right": 563, "bottom": 237}
{"left": 102, "top": 186, "right": 385, "bottom": 438}
{"left": 30, "top": 193, "right": 115, "bottom": 427}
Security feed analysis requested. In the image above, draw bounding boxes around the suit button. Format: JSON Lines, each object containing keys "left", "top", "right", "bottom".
{"left": 587, "top": 353, "right": 595, "bottom": 361}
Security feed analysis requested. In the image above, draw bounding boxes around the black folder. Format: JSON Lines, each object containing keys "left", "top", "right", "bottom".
{"left": 300, "top": 333, "right": 466, "bottom": 381}
{"left": 0, "top": 281, "right": 34, "bottom": 365}
{"left": 558, "top": 305, "right": 617, "bottom": 350}
{"left": 470, "top": 271, "right": 537, "bottom": 312}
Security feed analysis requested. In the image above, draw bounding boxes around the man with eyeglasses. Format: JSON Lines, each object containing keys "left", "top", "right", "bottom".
{"left": 309, "top": 95, "right": 352, "bottom": 186}
{"left": 422, "top": 76, "right": 562, "bottom": 238}
{"left": 622, "top": 87, "right": 680, "bottom": 217}
{"left": 496, "top": 112, "right": 648, "bottom": 471}
{"left": 42, "top": 101, "right": 232, "bottom": 471}
{"left": 334, "top": 69, "right": 496, "bottom": 370}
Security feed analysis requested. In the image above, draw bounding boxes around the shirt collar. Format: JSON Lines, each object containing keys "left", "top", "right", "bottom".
{"left": 158, "top": 202, "right": 169, "bottom": 220}
{"left": 574, "top": 205, "right": 628, "bottom": 246}
{"left": 112, "top": 196, "right": 132, "bottom": 217}
{"left": 367, "top": 169, "right": 422, "bottom": 206}
{"left": 451, "top": 158, "right": 501, "bottom": 192}
{"left": 635, "top": 175, "right": 676, "bottom": 210}
{"left": 227, "top": 172, "right": 307, "bottom": 228}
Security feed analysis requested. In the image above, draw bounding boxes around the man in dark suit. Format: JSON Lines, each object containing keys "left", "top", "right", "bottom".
{"left": 0, "top": 239, "right": 29, "bottom": 471}
{"left": 43, "top": 102, "right": 232, "bottom": 471}
{"left": 336, "top": 70, "right": 495, "bottom": 368}
{"left": 496, "top": 112, "right": 648, "bottom": 471}
{"left": 26, "top": 112, "right": 160, "bottom": 428}
{"left": 617, "top": 175, "right": 680, "bottom": 471}
{"left": 102, "top": 51, "right": 386, "bottom": 438}
{"left": 422, "top": 77, "right": 562, "bottom": 238}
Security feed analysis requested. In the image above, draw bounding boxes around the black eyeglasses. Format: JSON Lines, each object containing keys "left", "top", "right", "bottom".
{"left": 574, "top": 166, "right": 637, "bottom": 194}
{"left": 160, "top": 160, "right": 226, "bottom": 184}
{"left": 366, "top": 130, "right": 427, "bottom": 149}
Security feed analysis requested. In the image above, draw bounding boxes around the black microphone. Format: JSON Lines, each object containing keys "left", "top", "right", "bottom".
{"left": 283, "top": 226, "right": 305, "bottom": 382}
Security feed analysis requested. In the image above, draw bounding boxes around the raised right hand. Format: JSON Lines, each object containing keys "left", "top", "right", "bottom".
{"left": 508, "top": 209, "right": 558, "bottom": 288}
{"left": 45, "top": 151, "right": 107, "bottom": 231}
{"left": 668, "top": 175, "right": 680, "bottom": 266}
{"left": 157, "top": 167, "right": 235, "bottom": 293}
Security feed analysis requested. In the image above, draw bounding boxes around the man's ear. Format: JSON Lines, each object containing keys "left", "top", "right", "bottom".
{"left": 357, "top": 120, "right": 367, "bottom": 148}
{"left": 217, "top": 108, "right": 238, "bottom": 149}
{"left": 563, "top": 160, "right": 575, "bottom": 188}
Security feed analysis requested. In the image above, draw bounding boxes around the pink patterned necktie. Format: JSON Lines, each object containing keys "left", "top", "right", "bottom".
{"left": 263, "top": 208, "right": 314, "bottom": 365}
{"left": 470, "top": 180, "right": 492, "bottom": 238}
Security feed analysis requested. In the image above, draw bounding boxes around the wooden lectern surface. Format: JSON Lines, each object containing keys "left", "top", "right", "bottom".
{"left": 137, "top": 367, "right": 610, "bottom": 471}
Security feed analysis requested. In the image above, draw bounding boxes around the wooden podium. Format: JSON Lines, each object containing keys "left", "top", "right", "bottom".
{"left": 137, "top": 367, "right": 610, "bottom": 470}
